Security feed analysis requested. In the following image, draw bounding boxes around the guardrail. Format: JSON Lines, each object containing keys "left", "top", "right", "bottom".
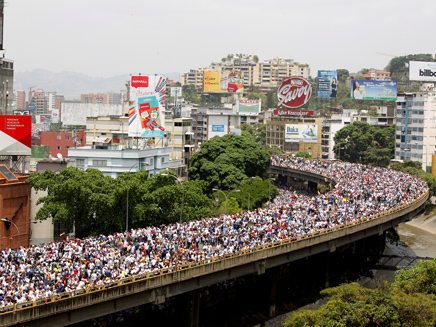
{"left": 0, "top": 165, "right": 429, "bottom": 324}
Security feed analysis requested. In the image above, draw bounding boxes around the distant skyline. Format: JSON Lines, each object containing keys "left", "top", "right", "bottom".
{"left": 4, "top": 0, "right": 435, "bottom": 80}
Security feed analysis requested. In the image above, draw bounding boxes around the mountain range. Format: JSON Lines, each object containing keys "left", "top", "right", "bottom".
{"left": 14, "top": 69, "right": 181, "bottom": 98}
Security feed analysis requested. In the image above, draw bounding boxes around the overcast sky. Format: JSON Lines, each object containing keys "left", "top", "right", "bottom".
{"left": 4, "top": 0, "right": 435, "bottom": 79}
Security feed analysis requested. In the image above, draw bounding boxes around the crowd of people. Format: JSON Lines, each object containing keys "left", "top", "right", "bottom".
{"left": 0, "top": 157, "right": 428, "bottom": 308}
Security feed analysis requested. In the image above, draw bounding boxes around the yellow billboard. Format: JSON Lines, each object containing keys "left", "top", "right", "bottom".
{"left": 203, "top": 71, "right": 244, "bottom": 93}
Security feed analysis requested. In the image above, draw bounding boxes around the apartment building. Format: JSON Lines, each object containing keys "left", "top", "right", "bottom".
{"left": 0, "top": 58, "right": 14, "bottom": 115}
{"left": 395, "top": 91, "right": 436, "bottom": 173}
{"left": 182, "top": 57, "right": 310, "bottom": 94}
{"left": 266, "top": 116, "right": 323, "bottom": 158}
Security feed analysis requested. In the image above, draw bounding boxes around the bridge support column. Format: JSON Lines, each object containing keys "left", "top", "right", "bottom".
{"left": 268, "top": 269, "right": 277, "bottom": 318}
{"left": 308, "top": 181, "right": 317, "bottom": 192}
{"left": 191, "top": 289, "right": 200, "bottom": 327}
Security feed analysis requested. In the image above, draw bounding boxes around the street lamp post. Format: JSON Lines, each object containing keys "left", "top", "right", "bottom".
{"left": 1, "top": 218, "right": 38, "bottom": 248}
{"left": 212, "top": 188, "right": 240, "bottom": 214}
{"left": 162, "top": 174, "right": 184, "bottom": 270}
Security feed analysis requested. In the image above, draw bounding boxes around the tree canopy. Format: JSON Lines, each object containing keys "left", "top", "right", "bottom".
{"left": 333, "top": 121, "right": 395, "bottom": 167}
{"left": 285, "top": 259, "right": 436, "bottom": 327}
{"left": 188, "top": 134, "right": 271, "bottom": 190}
{"left": 28, "top": 168, "right": 214, "bottom": 237}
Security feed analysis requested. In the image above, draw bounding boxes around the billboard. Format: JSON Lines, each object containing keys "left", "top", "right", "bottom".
{"left": 203, "top": 71, "right": 244, "bottom": 93}
{"left": 273, "top": 109, "right": 314, "bottom": 116}
{"left": 409, "top": 61, "right": 436, "bottom": 82}
{"left": 13, "top": 110, "right": 30, "bottom": 115}
{"left": 277, "top": 77, "right": 312, "bottom": 109}
{"left": 51, "top": 109, "right": 60, "bottom": 123}
{"left": 350, "top": 80, "right": 397, "bottom": 100}
{"left": 61, "top": 103, "right": 122, "bottom": 126}
{"left": 237, "top": 100, "right": 261, "bottom": 116}
{"left": 317, "top": 70, "right": 338, "bottom": 98}
{"left": 129, "top": 75, "right": 166, "bottom": 138}
{"left": 285, "top": 124, "right": 318, "bottom": 142}
{"left": 0, "top": 115, "right": 31, "bottom": 155}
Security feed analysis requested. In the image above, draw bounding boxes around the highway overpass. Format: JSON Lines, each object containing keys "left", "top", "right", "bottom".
{"left": 0, "top": 165, "right": 428, "bottom": 327}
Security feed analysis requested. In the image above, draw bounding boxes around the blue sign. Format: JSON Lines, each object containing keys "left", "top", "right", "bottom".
{"left": 317, "top": 70, "right": 338, "bottom": 98}
{"left": 212, "top": 125, "right": 224, "bottom": 132}
{"left": 27, "top": 103, "right": 36, "bottom": 112}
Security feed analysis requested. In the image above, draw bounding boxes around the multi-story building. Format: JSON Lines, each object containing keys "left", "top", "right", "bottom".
{"left": 395, "top": 91, "right": 436, "bottom": 173}
{"left": 190, "top": 105, "right": 259, "bottom": 147}
{"left": 14, "top": 90, "right": 26, "bottom": 110}
{"left": 182, "top": 57, "right": 310, "bottom": 94}
{"left": 352, "top": 106, "right": 396, "bottom": 128}
{"left": 0, "top": 166, "right": 31, "bottom": 249}
{"left": 321, "top": 110, "right": 357, "bottom": 159}
{"left": 266, "top": 116, "right": 323, "bottom": 158}
{"left": 47, "top": 91, "right": 57, "bottom": 111}
{"left": 164, "top": 117, "right": 195, "bottom": 165}
{"left": 68, "top": 146, "right": 173, "bottom": 179}
{"left": 0, "top": 57, "right": 14, "bottom": 115}
{"left": 368, "top": 69, "right": 391, "bottom": 81}
{"left": 34, "top": 130, "right": 86, "bottom": 158}
{"left": 182, "top": 68, "right": 205, "bottom": 92}
{"left": 81, "top": 93, "right": 107, "bottom": 104}
{"left": 107, "top": 91, "right": 122, "bottom": 105}
{"left": 29, "top": 89, "right": 49, "bottom": 115}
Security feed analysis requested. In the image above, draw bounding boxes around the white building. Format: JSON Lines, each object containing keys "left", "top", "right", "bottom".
{"left": 321, "top": 110, "right": 357, "bottom": 159}
{"left": 395, "top": 91, "right": 436, "bottom": 172}
{"left": 68, "top": 146, "right": 175, "bottom": 179}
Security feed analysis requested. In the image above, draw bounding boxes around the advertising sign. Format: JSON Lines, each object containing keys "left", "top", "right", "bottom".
{"left": 13, "top": 110, "right": 30, "bottom": 115}
{"left": 129, "top": 75, "right": 166, "bottom": 138}
{"left": 237, "top": 100, "right": 261, "bottom": 116}
{"left": 317, "top": 70, "right": 338, "bottom": 98}
{"left": 273, "top": 109, "right": 314, "bottom": 116}
{"left": 208, "top": 115, "right": 228, "bottom": 140}
{"left": 409, "top": 61, "right": 436, "bottom": 81}
{"left": 277, "top": 77, "right": 312, "bottom": 109}
{"left": 285, "top": 124, "right": 318, "bottom": 142}
{"left": 203, "top": 71, "right": 244, "bottom": 93}
{"left": 51, "top": 109, "right": 60, "bottom": 123}
{"left": 27, "top": 103, "right": 36, "bottom": 113}
{"left": 350, "top": 80, "right": 397, "bottom": 100}
{"left": 0, "top": 115, "right": 31, "bottom": 155}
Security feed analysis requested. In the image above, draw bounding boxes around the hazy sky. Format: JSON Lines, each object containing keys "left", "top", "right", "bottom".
{"left": 4, "top": 0, "right": 435, "bottom": 79}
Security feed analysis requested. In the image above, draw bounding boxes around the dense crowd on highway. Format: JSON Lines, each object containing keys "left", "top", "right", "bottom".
{"left": 0, "top": 157, "right": 429, "bottom": 307}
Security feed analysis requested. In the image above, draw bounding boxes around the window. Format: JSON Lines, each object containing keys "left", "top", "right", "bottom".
{"left": 57, "top": 146, "right": 61, "bottom": 150}
{"left": 161, "top": 157, "right": 164, "bottom": 164}
{"left": 149, "top": 158, "right": 154, "bottom": 166}
{"left": 66, "top": 136, "right": 71, "bottom": 140}
{"left": 92, "top": 160, "right": 107, "bottom": 166}
{"left": 76, "top": 159, "right": 85, "bottom": 166}
{"left": 57, "top": 135, "right": 62, "bottom": 140}
{"left": 65, "top": 146, "right": 70, "bottom": 150}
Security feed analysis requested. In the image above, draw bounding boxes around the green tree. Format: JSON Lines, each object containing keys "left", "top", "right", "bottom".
{"left": 337, "top": 69, "right": 350, "bottom": 81}
{"left": 28, "top": 167, "right": 119, "bottom": 237}
{"left": 333, "top": 121, "right": 394, "bottom": 166}
{"left": 239, "top": 123, "right": 266, "bottom": 145}
{"left": 188, "top": 134, "right": 271, "bottom": 190}
{"left": 182, "top": 84, "right": 201, "bottom": 104}
{"left": 295, "top": 151, "right": 311, "bottom": 159}
{"left": 29, "top": 168, "right": 215, "bottom": 237}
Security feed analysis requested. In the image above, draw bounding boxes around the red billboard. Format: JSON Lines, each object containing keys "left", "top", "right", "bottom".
{"left": 273, "top": 109, "right": 314, "bottom": 116}
{"left": 0, "top": 115, "right": 32, "bottom": 155}
{"left": 277, "top": 77, "right": 312, "bottom": 109}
